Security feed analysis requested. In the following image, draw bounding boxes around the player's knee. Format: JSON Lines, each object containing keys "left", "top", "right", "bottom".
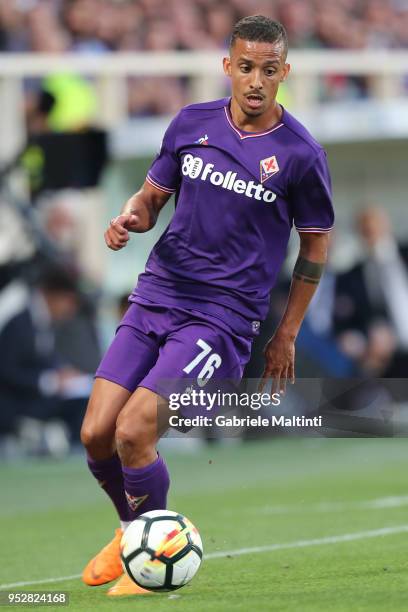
{"left": 115, "top": 404, "right": 156, "bottom": 456}
{"left": 80, "top": 422, "right": 113, "bottom": 455}
{"left": 80, "top": 423, "right": 95, "bottom": 449}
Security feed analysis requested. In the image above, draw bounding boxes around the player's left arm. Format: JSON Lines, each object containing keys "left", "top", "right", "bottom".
{"left": 260, "top": 231, "right": 329, "bottom": 393}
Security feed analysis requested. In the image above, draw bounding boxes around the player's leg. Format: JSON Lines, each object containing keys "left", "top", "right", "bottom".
{"left": 107, "top": 316, "right": 251, "bottom": 597}
{"left": 107, "top": 315, "right": 251, "bottom": 596}
{"left": 82, "top": 320, "right": 160, "bottom": 513}
{"left": 115, "top": 387, "right": 171, "bottom": 517}
{"left": 80, "top": 314, "right": 161, "bottom": 586}
{"left": 81, "top": 378, "right": 131, "bottom": 527}
{"left": 81, "top": 378, "right": 130, "bottom": 460}
{"left": 115, "top": 316, "right": 251, "bottom": 521}
{"left": 106, "top": 387, "right": 171, "bottom": 597}
{"left": 80, "top": 378, "right": 131, "bottom": 586}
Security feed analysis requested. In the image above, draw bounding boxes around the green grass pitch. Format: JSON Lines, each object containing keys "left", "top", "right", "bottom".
{"left": 1, "top": 438, "right": 408, "bottom": 611}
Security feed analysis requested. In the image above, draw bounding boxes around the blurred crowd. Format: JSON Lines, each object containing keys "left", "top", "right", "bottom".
{"left": 1, "top": 0, "right": 408, "bottom": 115}
{"left": 2, "top": 0, "right": 408, "bottom": 54}
{"left": 0, "top": 263, "right": 100, "bottom": 457}
{"left": 242, "top": 204, "right": 408, "bottom": 381}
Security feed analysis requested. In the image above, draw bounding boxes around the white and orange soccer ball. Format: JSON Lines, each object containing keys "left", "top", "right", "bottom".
{"left": 120, "top": 510, "right": 203, "bottom": 591}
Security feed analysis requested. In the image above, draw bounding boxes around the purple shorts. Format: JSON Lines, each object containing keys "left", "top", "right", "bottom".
{"left": 96, "top": 301, "right": 253, "bottom": 397}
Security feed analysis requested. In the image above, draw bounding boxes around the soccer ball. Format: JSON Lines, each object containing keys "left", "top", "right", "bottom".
{"left": 120, "top": 510, "right": 203, "bottom": 591}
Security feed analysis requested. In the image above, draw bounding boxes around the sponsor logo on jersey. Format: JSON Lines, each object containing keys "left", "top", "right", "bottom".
{"left": 260, "top": 155, "right": 279, "bottom": 183}
{"left": 182, "top": 154, "right": 277, "bottom": 203}
{"left": 125, "top": 491, "right": 149, "bottom": 511}
{"left": 194, "top": 134, "right": 209, "bottom": 145}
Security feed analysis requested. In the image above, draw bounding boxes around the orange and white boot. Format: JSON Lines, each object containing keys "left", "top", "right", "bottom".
{"left": 107, "top": 574, "right": 153, "bottom": 596}
{"left": 82, "top": 528, "right": 124, "bottom": 586}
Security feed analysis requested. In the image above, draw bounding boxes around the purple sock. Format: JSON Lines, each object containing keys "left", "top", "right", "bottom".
{"left": 122, "top": 454, "right": 170, "bottom": 520}
{"left": 87, "top": 453, "right": 130, "bottom": 521}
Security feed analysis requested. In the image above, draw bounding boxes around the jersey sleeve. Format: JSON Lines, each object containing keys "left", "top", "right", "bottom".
{"left": 291, "top": 150, "right": 334, "bottom": 233}
{"left": 146, "top": 113, "right": 181, "bottom": 194}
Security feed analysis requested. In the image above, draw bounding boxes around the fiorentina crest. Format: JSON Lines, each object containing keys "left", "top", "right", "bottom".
{"left": 125, "top": 491, "right": 149, "bottom": 511}
{"left": 260, "top": 155, "right": 279, "bottom": 183}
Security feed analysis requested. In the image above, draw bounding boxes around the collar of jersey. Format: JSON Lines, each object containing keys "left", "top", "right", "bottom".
{"left": 224, "top": 100, "right": 284, "bottom": 140}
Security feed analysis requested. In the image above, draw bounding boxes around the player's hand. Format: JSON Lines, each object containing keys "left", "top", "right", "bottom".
{"left": 258, "top": 330, "right": 295, "bottom": 396}
{"left": 104, "top": 213, "right": 138, "bottom": 251}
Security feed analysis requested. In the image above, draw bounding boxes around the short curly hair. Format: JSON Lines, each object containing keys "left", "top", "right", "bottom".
{"left": 230, "top": 15, "right": 288, "bottom": 59}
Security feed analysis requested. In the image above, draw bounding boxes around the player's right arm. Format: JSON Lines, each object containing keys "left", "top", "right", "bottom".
{"left": 104, "top": 181, "right": 172, "bottom": 251}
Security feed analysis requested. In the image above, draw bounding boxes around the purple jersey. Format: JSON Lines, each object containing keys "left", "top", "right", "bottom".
{"left": 131, "top": 98, "right": 334, "bottom": 331}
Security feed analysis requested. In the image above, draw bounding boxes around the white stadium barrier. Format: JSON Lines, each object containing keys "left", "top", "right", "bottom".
{"left": 0, "top": 50, "right": 407, "bottom": 161}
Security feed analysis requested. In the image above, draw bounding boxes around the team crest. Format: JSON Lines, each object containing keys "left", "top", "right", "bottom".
{"left": 125, "top": 491, "right": 149, "bottom": 512}
{"left": 260, "top": 155, "right": 279, "bottom": 183}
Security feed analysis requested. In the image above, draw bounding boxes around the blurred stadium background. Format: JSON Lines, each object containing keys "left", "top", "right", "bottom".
{"left": 2, "top": 3, "right": 408, "bottom": 609}
{"left": 1, "top": 0, "right": 408, "bottom": 456}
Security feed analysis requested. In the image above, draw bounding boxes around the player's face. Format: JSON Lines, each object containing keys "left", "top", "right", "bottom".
{"left": 223, "top": 38, "right": 290, "bottom": 118}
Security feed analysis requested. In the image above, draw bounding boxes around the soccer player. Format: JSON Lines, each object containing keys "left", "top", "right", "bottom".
{"left": 81, "top": 15, "right": 334, "bottom": 596}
